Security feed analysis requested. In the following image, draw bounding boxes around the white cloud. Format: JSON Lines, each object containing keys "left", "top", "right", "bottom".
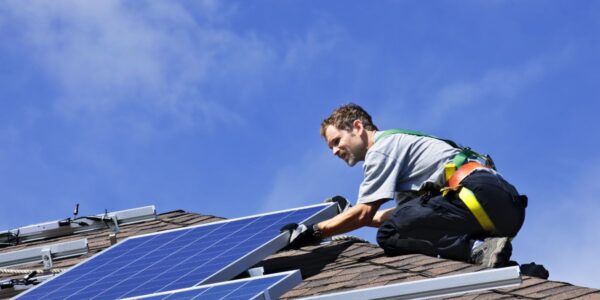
{"left": 1, "top": 0, "right": 272, "bottom": 132}
{"left": 1, "top": 1, "right": 350, "bottom": 210}
{"left": 1, "top": 1, "right": 350, "bottom": 138}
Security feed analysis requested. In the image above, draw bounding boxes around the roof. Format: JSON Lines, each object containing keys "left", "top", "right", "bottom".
{"left": 1, "top": 210, "right": 599, "bottom": 299}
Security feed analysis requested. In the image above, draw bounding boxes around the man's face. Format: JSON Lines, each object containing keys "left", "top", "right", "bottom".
{"left": 324, "top": 125, "right": 367, "bottom": 166}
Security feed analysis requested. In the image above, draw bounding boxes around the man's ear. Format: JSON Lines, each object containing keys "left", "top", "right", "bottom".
{"left": 352, "top": 119, "right": 364, "bottom": 133}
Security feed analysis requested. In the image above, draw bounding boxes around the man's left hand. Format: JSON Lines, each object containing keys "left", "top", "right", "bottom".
{"left": 324, "top": 195, "right": 352, "bottom": 213}
{"left": 280, "top": 223, "right": 321, "bottom": 249}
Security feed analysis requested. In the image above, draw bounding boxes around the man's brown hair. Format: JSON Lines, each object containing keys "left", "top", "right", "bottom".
{"left": 320, "top": 103, "right": 378, "bottom": 137}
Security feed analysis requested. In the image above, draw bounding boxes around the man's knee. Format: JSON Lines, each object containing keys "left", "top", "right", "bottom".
{"left": 376, "top": 221, "right": 437, "bottom": 257}
{"left": 377, "top": 231, "right": 437, "bottom": 257}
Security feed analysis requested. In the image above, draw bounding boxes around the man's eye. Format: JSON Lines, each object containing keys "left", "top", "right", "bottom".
{"left": 333, "top": 138, "right": 340, "bottom": 146}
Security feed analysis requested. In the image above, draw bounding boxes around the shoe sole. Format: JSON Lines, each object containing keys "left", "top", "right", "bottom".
{"left": 481, "top": 238, "right": 511, "bottom": 268}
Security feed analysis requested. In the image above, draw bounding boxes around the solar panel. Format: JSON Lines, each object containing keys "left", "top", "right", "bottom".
{"left": 123, "top": 270, "right": 301, "bottom": 300}
{"left": 17, "top": 204, "right": 335, "bottom": 300}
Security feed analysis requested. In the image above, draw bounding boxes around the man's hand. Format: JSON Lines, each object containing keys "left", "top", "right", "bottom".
{"left": 324, "top": 195, "right": 352, "bottom": 213}
{"left": 280, "top": 223, "right": 321, "bottom": 249}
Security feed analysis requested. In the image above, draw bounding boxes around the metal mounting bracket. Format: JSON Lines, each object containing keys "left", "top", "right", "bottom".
{"left": 41, "top": 249, "right": 52, "bottom": 270}
{"left": 110, "top": 216, "right": 120, "bottom": 234}
{"left": 247, "top": 267, "right": 265, "bottom": 277}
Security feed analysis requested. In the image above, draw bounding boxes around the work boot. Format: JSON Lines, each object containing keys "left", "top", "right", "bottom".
{"left": 470, "top": 237, "right": 512, "bottom": 268}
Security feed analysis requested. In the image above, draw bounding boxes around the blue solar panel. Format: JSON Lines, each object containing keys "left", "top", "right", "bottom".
{"left": 17, "top": 204, "right": 334, "bottom": 300}
{"left": 124, "top": 270, "right": 301, "bottom": 300}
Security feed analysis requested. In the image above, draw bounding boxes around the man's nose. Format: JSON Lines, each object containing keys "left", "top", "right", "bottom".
{"left": 332, "top": 146, "right": 340, "bottom": 156}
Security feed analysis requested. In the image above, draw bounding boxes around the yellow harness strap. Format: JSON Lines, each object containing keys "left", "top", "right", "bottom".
{"left": 458, "top": 187, "right": 497, "bottom": 234}
{"left": 444, "top": 162, "right": 457, "bottom": 183}
{"left": 443, "top": 161, "right": 497, "bottom": 234}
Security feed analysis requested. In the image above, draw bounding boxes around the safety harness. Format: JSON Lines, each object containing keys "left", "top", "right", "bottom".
{"left": 375, "top": 129, "right": 498, "bottom": 234}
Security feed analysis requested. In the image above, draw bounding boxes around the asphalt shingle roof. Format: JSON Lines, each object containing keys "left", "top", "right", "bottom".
{"left": 1, "top": 210, "right": 598, "bottom": 299}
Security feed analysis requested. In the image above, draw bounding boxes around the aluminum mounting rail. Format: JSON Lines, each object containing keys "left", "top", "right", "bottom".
{"left": 1, "top": 205, "right": 156, "bottom": 244}
{"left": 0, "top": 239, "right": 88, "bottom": 268}
{"left": 298, "top": 266, "right": 521, "bottom": 300}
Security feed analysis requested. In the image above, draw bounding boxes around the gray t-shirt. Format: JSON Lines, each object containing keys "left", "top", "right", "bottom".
{"left": 357, "top": 131, "right": 461, "bottom": 205}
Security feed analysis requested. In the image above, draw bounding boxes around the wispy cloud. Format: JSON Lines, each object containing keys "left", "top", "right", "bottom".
{"left": 282, "top": 19, "right": 344, "bottom": 70}
{"left": 1, "top": 0, "right": 274, "bottom": 133}
{"left": 513, "top": 160, "right": 600, "bottom": 288}
{"left": 424, "top": 51, "right": 573, "bottom": 129}
{"left": 1, "top": 1, "right": 353, "bottom": 216}
{"left": 261, "top": 146, "right": 362, "bottom": 213}
{"left": 374, "top": 49, "right": 573, "bottom": 132}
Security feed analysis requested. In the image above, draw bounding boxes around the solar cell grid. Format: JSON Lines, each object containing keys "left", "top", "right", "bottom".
{"left": 17, "top": 204, "right": 334, "bottom": 300}
{"left": 127, "top": 271, "right": 300, "bottom": 300}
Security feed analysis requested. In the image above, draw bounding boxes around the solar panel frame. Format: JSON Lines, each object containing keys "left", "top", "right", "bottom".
{"left": 16, "top": 203, "right": 336, "bottom": 300}
{"left": 122, "top": 270, "right": 302, "bottom": 300}
{"left": 199, "top": 203, "right": 335, "bottom": 286}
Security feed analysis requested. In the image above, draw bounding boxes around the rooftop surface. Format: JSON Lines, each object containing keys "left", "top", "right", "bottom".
{"left": 1, "top": 210, "right": 598, "bottom": 299}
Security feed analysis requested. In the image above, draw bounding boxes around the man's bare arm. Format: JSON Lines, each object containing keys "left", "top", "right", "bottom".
{"left": 317, "top": 200, "right": 386, "bottom": 237}
{"left": 368, "top": 207, "right": 395, "bottom": 228}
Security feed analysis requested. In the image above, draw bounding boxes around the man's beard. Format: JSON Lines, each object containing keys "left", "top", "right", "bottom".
{"left": 345, "top": 152, "right": 358, "bottom": 167}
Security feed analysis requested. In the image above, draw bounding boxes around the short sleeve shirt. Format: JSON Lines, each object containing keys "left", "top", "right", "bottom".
{"left": 357, "top": 131, "right": 461, "bottom": 205}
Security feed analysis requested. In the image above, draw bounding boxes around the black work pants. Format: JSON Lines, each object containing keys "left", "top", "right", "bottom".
{"left": 376, "top": 171, "right": 526, "bottom": 261}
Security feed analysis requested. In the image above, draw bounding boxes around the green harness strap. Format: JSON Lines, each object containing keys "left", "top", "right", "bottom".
{"left": 375, "top": 129, "right": 492, "bottom": 169}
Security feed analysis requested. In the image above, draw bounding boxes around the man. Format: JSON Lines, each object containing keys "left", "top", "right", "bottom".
{"left": 284, "top": 103, "right": 526, "bottom": 267}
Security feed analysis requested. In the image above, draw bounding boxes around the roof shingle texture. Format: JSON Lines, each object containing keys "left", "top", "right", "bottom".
{"left": 1, "top": 210, "right": 598, "bottom": 299}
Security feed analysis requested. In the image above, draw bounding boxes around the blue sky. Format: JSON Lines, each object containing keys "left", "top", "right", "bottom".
{"left": 1, "top": 0, "right": 599, "bottom": 289}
